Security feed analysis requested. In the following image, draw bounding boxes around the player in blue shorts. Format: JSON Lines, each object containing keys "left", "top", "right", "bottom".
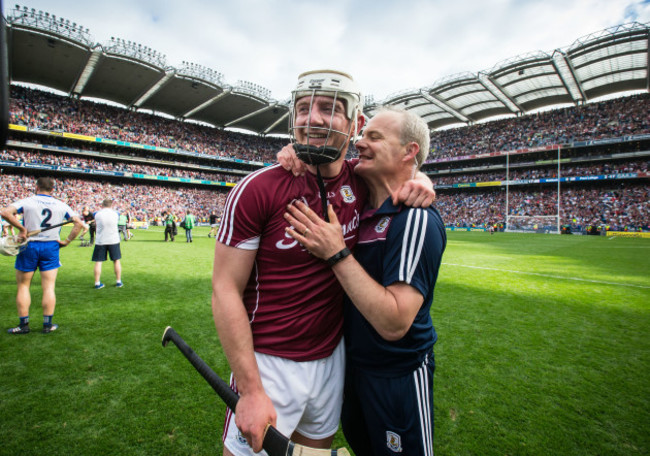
{"left": 1, "top": 177, "right": 83, "bottom": 334}
{"left": 285, "top": 107, "right": 446, "bottom": 455}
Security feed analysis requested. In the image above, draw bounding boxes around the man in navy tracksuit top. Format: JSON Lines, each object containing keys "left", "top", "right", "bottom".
{"left": 285, "top": 106, "right": 446, "bottom": 455}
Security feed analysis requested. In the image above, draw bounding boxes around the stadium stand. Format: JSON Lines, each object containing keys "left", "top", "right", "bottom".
{"left": 2, "top": 86, "right": 647, "bottom": 233}
{"left": 425, "top": 93, "right": 650, "bottom": 233}
{"left": 1, "top": 8, "right": 648, "bottom": 234}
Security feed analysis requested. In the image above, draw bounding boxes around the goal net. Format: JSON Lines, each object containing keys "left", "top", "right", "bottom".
{"left": 505, "top": 215, "right": 560, "bottom": 234}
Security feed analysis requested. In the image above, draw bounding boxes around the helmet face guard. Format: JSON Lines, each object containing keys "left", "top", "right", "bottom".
{"left": 290, "top": 70, "right": 363, "bottom": 165}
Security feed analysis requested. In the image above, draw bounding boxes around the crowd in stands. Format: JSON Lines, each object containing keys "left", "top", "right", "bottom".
{"left": 8, "top": 86, "right": 650, "bottom": 165}
{"left": 435, "top": 183, "right": 649, "bottom": 231}
{"left": 1, "top": 149, "right": 239, "bottom": 183}
{"left": 1, "top": 173, "right": 228, "bottom": 223}
{"left": 4, "top": 85, "right": 649, "bottom": 232}
{"left": 9, "top": 85, "right": 287, "bottom": 163}
{"left": 429, "top": 93, "right": 650, "bottom": 161}
{"left": 433, "top": 160, "right": 649, "bottom": 186}
{"left": 2, "top": 170, "right": 646, "bottom": 232}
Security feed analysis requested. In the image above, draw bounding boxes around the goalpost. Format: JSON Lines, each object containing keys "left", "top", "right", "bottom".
{"left": 504, "top": 146, "right": 562, "bottom": 234}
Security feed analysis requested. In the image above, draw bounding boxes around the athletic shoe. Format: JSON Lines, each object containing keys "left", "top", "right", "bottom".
{"left": 7, "top": 325, "right": 30, "bottom": 335}
{"left": 42, "top": 323, "right": 58, "bottom": 334}
{"left": 95, "top": 283, "right": 105, "bottom": 289}
{"left": 116, "top": 281, "right": 124, "bottom": 288}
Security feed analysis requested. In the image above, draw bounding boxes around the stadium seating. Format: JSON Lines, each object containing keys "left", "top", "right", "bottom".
{"left": 1, "top": 86, "right": 648, "bottom": 232}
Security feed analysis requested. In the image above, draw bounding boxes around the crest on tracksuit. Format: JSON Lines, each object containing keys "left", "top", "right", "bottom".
{"left": 386, "top": 430, "right": 403, "bottom": 452}
{"left": 375, "top": 216, "right": 391, "bottom": 233}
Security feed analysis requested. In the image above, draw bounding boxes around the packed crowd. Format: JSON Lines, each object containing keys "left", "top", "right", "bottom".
{"left": 1, "top": 149, "right": 239, "bottom": 183}
{"left": 9, "top": 85, "right": 287, "bottom": 163}
{"left": 4, "top": 85, "right": 649, "bottom": 232}
{"left": 435, "top": 183, "right": 649, "bottom": 231}
{"left": 2, "top": 170, "right": 646, "bottom": 231}
{"left": 12, "top": 86, "right": 649, "bottom": 166}
{"left": 433, "top": 159, "right": 649, "bottom": 186}
{"left": 1, "top": 173, "right": 228, "bottom": 223}
{"left": 429, "top": 93, "right": 650, "bottom": 161}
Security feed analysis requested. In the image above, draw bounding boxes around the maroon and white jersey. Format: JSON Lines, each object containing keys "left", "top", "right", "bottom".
{"left": 218, "top": 161, "right": 367, "bottom": 362}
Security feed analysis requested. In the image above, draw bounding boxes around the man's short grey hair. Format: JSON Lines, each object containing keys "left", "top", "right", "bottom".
{"left": 379, "top": 106, "right": 430, "bottom": 170}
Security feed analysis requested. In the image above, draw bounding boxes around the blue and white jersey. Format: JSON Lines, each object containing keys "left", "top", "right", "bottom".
{"left": 11, "top": 194, "right": 77, "bottom": 242}
{"left": 344, "top": 198, "right": 446, "bottom": 375}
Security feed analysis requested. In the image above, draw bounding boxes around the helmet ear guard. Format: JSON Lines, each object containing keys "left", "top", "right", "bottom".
{"left": 290, "top": 70, "right": 363, "bottom": 165}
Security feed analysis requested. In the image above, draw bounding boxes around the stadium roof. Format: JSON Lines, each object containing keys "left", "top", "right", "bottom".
{"left": 367, "top": 22, "right": 650, "bottom": 130}
{"left": 4, "top": 5, "right": 649, "bottom": 135}
{"left": 5, "top": 5, "right": 292, "bottom": 136}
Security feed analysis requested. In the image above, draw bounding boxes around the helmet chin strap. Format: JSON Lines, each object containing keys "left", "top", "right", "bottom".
{"left": 293, "top": 144, "right": 342, "bottom": 165}
{"left": 293, "top": 143, "right": 341, "bottom": 223}
{"left": 315, "top": 165, "right": 330, "bottom": 223}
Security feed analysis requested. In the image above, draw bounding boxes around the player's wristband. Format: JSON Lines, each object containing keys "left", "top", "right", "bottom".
{"left": 326, "top": 247, "right": 351, "bottom": 267}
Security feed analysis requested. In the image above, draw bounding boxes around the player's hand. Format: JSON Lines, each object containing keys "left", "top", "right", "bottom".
{"left": 235, "top": 390, "right": 277, "bottom": 453}
{"left": 277, "top": 144, "right": 306, "bottom": 177}
{"left": 57, "top": 239, "right": 71, "bottom": 248}
{"left": 392, "top": 179, "right": 436, "bottom": 207}
{"left": 284, "top": 202, "right": 345, "bottom": 260}
{"left": 16, "top": 226, "right": 28, "bottom": 242}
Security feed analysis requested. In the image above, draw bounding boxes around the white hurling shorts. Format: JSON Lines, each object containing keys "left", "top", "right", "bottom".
{"left": 222, "top": 339, "right": 345, "bottom": 456}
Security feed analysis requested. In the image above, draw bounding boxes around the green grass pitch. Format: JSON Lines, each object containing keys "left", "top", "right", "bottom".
{"left": 1, "top": 228, "right": 648, "bottom": 455}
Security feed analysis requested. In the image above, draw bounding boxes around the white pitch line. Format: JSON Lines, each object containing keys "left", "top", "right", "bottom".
{"left": 442, "top": 263, "right": 650, "bottom": 289}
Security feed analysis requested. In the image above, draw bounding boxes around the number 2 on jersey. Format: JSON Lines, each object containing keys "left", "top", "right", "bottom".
{"left": 41, "top": 208, "right": 52, "bottom": 228}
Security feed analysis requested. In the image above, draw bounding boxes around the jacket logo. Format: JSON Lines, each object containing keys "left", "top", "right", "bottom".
{"left": 340, "top": 185, "right": 355, "bottom": 203}
{"left": 375, "top": 216, "right": 391, "bottom": 233}
{"left": 386, "top": 431, "right": 402, "bottom": 452}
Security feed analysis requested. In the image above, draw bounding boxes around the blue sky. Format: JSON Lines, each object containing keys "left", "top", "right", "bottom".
{"left": 5, "top": 0, "right": 650, "bottom": 101}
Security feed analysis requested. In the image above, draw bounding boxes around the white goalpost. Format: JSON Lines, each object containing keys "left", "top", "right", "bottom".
{"left": 504, "top": 146, "right": 562, "bottom": 234}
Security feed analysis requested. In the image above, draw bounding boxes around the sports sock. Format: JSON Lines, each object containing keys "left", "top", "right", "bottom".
{"left": 19, "top": 316, "right": 29, "bottom": 326}
{"left": 43, "top": 315, "right": 53, "bottom": 326}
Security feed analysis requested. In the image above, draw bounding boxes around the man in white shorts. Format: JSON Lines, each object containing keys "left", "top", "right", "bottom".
{"left": 92, "top": 198, "right": 123, "bottom": 289}
{"left": 212, "top": 70, "right": 435, "bottom": 455}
